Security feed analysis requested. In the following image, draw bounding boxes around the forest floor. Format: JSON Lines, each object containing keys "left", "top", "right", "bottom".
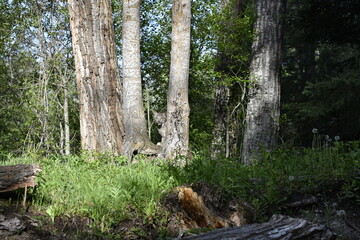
{"left": 285, "top": 190, "right": 360, "bottom": 240}
{"left": 1, "top": 184, "right": 360, "bottom": 240}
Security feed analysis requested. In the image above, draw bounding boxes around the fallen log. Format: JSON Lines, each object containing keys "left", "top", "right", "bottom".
{"left": 182, "top": 214, "right": 336, "bottom": 240}
{"left": 285, "top": 195, "right": 318, "bottom": 208}
{"left": 0, "top": 164, "right": 41, "bottom": 192}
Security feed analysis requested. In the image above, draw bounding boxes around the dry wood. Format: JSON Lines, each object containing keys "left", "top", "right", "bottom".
{"left": 286, "top": 196, "right": 318, "bottom": 208}
{"left": 178, "top": 187, "right": 228, "bottom": 229}
{"left": 164, "top": 184, "right": 254, "bottom": 237}
{"left": 183, "top": 214, "right": 335, "bottom": 240}
{"left": 0, "top": 164, "right": 41, "bottom": 192}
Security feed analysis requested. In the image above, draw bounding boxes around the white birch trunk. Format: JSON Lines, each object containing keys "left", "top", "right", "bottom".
{"left": 241, "top": 0, "right": 285, "bottom": 164}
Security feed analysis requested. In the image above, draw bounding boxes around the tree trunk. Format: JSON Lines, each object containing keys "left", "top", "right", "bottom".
{"left": 68, "top": 0, "right": 124, "bottom": 155}
{"left": 122, "top": 0, "right": 160, "bottom": 159}
{"left": 183, "top": 214, "right": 335, "bottom": 240}
{"left": 161, "top": 0, "right": 191, "bottom": 164}
{"left": 241, "top": 0, "right": 285, "bottom": 164}
{"left": 63, "top": 74, "right": 70, "bottom": 156}
{"left": 211, "top": 84, "right": 230, "bottom": 159}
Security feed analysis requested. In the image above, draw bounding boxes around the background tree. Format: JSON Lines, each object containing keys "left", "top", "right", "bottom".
{"left": 68, "top": 0, "right": 124, "bottom": 154}
{"left": 241, "top": 0, "right": 285, "bottom": 164}
{"left": 122, "top": 0, "right": 160, "bottom": 158}
{"left": 161, "top": 0, "right": 191, "bottom": 163}
{"left": 211, "top": 0, "right": 254, "bottom": 159}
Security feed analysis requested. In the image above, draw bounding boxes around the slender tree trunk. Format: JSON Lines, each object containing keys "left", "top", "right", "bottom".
{"left": 145, "top": 85, "right": 151, "bottom": 138}
{"left": 68, "top": 0, "right": 124, "bottom": 154}
{"left": 63, "top": 78, "right": 70, "bottom": 155}
{"left": 161, "top": 0, "right": 191, "bottom": 163}
{"left": 211, "top": 0, "right": 231, "bottom": 159}
{"left": 211, "top": 84, "right": 230, "bottom": 159}
{"left": 241, "top": 0, "right": 285, "bottom": 164}
{"left": 122, "top": 0, "right": 160, "bottom": 159}
{"left": 59, "top": 121, "right": 64, "bottom": 155}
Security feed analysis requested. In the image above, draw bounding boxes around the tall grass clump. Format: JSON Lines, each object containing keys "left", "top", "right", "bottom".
{"left": 1, "top": 153, "right": 177, "bottom": 232}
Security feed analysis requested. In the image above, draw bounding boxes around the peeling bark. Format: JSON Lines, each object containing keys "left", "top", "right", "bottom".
{"left": 68, "top": 0, "right": 124, "bottom": 155}
{"left": 241, "top": 0, "right": 285, "bottom": 164}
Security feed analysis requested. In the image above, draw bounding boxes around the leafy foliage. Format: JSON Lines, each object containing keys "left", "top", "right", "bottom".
{"left": 0, "top": 0, "right": 79, "bottom": 158}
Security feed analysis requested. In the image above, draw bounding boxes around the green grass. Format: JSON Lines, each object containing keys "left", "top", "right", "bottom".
{"left": 174, "top": 141, "right": 360, "bottom": 221}
{"left": 1, "top": 140, "right": 359, "bottom": 235}
{"left": 1, "top": 153, "right": 177, "bottom": 232}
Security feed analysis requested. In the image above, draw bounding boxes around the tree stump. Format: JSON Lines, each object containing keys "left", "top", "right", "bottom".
{"left": 162, "top": 183, "right": 254, "bottom": 237}
{"left": 183, "top": 214, "right": 336, "bottom": 240}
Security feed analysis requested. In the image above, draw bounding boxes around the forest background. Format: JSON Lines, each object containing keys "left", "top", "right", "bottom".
{"left": 1, "top": 0, "right": 360, "bottom": 158}
{"left": 1, "top": 0, "right": 360, "bottom": 238}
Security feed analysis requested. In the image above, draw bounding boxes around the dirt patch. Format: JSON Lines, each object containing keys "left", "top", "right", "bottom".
{"left": 282, "top": 189, "right": 360, "bottom": 240}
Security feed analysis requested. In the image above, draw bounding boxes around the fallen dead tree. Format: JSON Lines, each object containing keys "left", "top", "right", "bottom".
{"left": 0, "top": 164, "right": 41, "bottom": 207}
{"left": 0, "top": 164, "right": 41, "bottom": 193}
{"left": 182, "top": 214, "right": 336, "bottom": 240}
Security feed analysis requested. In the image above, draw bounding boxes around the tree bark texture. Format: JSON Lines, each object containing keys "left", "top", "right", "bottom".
{"left": 161, "top": 0, "right": 191, "bottom": 163}
{"left": 0, "top": 164, "right": 41, "bottom": 192}
{"left": 211, "top": 84, "right": 230, "bottom": 159}
{"left": 241, "top": 0, "right": 285, "bottom": 164}
{"left": 68, "top": 0, "right": 124, "bottom": 154}
{"left": 122, "top": 0, "right": 160, "bottom": 159}
{"left": 183, "top": 214, "right": 335, "bottom": 240}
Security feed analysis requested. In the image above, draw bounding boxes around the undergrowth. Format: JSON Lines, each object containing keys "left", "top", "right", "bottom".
{"left": 1, "top": 153, "right": 177, "bottom": 233}
{"left": 174, "top": 141, "right": 360, "bottom": 221}
{"left": 1, "top": 140, "right": 359, "bottom": 236}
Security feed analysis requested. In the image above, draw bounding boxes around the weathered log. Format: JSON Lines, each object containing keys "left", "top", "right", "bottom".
{"left": 0, "top": 164, "right": 41, "bottom": 192}
{"left": 286, "top": 196, "right": 318, "bottom": 208}
{"left": 182, "top": 214, "right": 336, "bottom": 240}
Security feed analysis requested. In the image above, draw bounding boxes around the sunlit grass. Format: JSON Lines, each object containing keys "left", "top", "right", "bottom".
{"left": 1, "top": 154, "right": 177, "bottom": 232}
